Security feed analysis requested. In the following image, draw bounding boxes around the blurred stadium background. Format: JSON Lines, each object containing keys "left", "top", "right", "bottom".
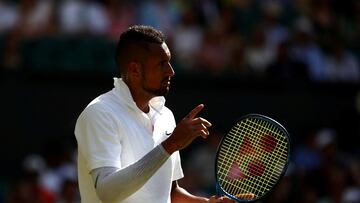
{"left": 0, "top": 0, "right": 359, "bottom": 202}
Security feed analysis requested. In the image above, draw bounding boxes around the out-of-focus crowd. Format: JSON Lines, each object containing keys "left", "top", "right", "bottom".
{"left": 0, "top": 0, "right": 359, "bottom": 203}
{"left": 4, "top": 143, "right": 79, "bottom": 203}
{"left": 0, "top": 0, "right": 359, "bottom": 83}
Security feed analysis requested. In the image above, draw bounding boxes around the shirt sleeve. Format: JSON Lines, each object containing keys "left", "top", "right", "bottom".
{"left": 75, "top": 104, "right": 122, "bottom": 171}
{"left": 90, "top": 145, "right": 170, "bottom": 202}
{"left": 172, "top": 151, "right": 184, "bottom": 181}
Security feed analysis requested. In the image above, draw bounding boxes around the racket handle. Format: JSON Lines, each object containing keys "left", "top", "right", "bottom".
{"left": 235, "top": 193, "right": 255, "bottom": 200}
{"left": 216, "top": 184, "right": 255, "bottom": 201}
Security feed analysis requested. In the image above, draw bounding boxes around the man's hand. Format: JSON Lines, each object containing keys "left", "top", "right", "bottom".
{"left": 162, "top": 104, "right": 212, "bottom": 154}
{"left": 208, "top": 195, "right": 236, "bottom": 203}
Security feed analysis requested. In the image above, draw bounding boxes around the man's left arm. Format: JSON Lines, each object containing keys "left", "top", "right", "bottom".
{"left": 170, "top": 181, "right": 235, "bottom": 203}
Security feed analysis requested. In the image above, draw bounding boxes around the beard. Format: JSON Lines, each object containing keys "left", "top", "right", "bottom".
{"left": 141, "top": 78, "right": 170, "bottom": 97}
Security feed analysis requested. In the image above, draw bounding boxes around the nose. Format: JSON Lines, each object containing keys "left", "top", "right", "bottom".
{"left": 167, "top": 63, "right": 175, "bottom": 77}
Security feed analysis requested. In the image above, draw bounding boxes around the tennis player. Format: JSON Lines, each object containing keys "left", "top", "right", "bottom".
{"left": 74, "top": 25, "right": 235, "bottom": 203}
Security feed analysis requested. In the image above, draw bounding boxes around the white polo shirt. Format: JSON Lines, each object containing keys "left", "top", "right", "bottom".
{"left": 75, "top": 78, "right": 184, "bottom": 203}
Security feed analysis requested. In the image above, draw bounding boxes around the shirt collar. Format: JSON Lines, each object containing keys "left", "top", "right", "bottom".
{"left": 113, "top": 77, "right": 166, "bottom": 113}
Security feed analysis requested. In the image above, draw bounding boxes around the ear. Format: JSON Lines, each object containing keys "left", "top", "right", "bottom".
{"left": 128, "top": 62, "right": 142, "bottom": 78}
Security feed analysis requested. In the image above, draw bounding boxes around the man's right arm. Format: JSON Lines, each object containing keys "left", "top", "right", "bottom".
{"left": 90, "top": 144, "right": 170, "bottom": 202}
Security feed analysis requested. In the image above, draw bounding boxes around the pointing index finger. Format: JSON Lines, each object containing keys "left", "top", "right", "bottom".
{"left": 186, "top": 104, "right": 204, "bottom": 119}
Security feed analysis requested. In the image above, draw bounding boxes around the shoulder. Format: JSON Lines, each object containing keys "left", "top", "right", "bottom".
{"left": 76, "top": 92, "right": 119, "bottom": 125}
{"left": 82, "top": 96, "right": 110, "bottom": 117}
{"left": 74, "top": 95, "right": 121, "bottom": 140}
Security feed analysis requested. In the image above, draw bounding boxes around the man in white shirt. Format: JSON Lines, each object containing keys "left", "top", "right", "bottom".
{"left": 75, "top": 25, "right": 235, "bottom": 203}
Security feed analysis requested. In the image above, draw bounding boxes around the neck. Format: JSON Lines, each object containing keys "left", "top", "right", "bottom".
{"left": 130, "top": 87, "right": 152, "bottom": 113}
{"left": 123, "top": 77, "right": 152, "bottom": 113}
{"left": 135, "top": 97, "right": 150, "bottom": 113}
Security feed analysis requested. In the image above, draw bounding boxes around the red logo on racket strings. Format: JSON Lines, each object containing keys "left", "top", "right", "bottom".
{"left": 227, "top": 160, "right": 265, "bottom": 180}
{"left": 239, "top": 136, "right": 254, "bottom": 155}
{"left": 260, "top": 134, "right": 278, "bottom": 152}
{"left": 227, "top": 134, "right": 277, "bottom": 179}
{"left": 240, "top": 134, "right": 278, "bottom": 155}
{"left": 227, "top": 161, "right": 246, "bottom": 180}
{"left": 248, "top": 160, "right": 265, "bottom": 177}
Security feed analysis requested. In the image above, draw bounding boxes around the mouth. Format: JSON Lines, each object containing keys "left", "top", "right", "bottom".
{"left": 163, "top": 78, "right": 171, "bottom": 86}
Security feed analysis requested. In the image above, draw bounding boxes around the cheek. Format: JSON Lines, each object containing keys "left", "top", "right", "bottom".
{"left": 142, "top": 72, "right": 161, "bottom": 87}
{"left": 141, "top": 65, "right": 166, "bottom": 86}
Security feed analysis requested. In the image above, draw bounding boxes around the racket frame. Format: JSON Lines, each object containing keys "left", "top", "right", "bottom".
{"left": 214, "top": 114, "right": 291, "bottom": 202}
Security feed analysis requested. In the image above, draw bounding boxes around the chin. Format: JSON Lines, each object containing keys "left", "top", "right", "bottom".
{"left": 147, "top": 88, "right": 169, "bottom": 97}
{"left": 157, "top": 89, "right": 169, "bottom": 96}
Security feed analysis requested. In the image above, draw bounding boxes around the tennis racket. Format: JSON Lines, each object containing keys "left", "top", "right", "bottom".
{"left": 215, "top": 114, "right": 290, "bottom": 202}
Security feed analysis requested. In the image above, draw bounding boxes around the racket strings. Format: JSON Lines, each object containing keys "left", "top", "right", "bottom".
{"left": 251, "top": 119, "right": 288, "bottom": 186}
{"left": 217, "top": 118, "right": 289, "bottom": 199}
{"left": 240, "top": 119, "right": 288, "bottom": 192}
{"left": 231, "top": 121, "right": 276, "bottom": 195}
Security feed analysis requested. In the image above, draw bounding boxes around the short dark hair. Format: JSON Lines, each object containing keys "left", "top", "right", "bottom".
{"left": 115, "top": 25, "right": 166, "bottom": 74}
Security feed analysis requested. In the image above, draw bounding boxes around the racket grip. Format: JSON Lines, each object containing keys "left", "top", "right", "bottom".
{"left": 236, "top": 192, "right": 255, "bottom": 200}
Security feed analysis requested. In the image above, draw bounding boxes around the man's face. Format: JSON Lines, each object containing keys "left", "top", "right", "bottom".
{"left": 140, "top": 42, "right": 175, "bottom": 96}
